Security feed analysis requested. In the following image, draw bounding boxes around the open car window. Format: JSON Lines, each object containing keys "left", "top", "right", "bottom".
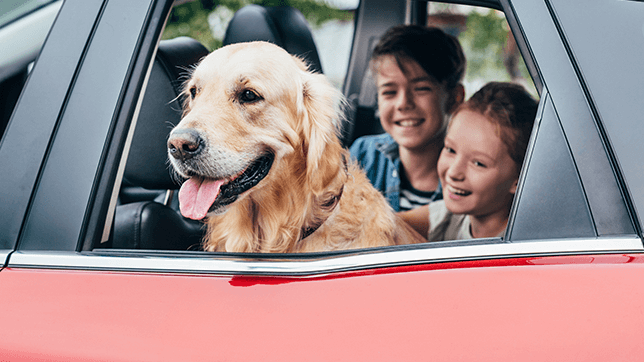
{"left": 108, "top": 0, "right": 547, "bottom": 254}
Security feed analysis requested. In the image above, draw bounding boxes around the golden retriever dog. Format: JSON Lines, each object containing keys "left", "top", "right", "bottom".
{"left": 167, "top": 41, "right": 425, "bottom": 252}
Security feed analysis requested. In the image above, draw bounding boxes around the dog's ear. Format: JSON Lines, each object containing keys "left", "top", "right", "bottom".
{"left": 296, "top": 69, "right": 346, "bottom": 195}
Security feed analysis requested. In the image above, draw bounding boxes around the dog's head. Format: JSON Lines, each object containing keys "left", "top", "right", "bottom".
{"left": 167, "top": 41, "right": 344, "bottom": 220}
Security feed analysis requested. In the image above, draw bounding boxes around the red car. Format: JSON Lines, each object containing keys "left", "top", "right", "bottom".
{"left": 1, "top": 0, "right": 644, "bottom": 360}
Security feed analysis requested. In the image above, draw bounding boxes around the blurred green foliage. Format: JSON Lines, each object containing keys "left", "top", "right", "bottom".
{"left": 458, "top": 9, "right": 531, "bottom": 86}
{"left": 162, "top": 0, "right": 352, "bottom": 51}
{"left": 461, "top": 10, "right": 505, "bottom": 74}
{"left": 257, "top": 0, "right": 352, "bottom": 25}
{"left": 163, "top": 1, "right": 219, "bottom": 50}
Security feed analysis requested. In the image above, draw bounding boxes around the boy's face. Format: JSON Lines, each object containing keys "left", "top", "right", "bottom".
{"left": 376, "top": 55, "right": 452, "bottom": 152}
{"left": 438, "top": 110, "right": 519, "bottom": 218}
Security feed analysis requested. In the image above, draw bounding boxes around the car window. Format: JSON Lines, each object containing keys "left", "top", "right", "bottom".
{"left": 105, "top": 0, "right": 544, "bottom": 254}
{"left": 0, "top": 0, "right": 61, "bottom": 138}
{"left": 0, "top": 0, "right": 55, "bottom": 28}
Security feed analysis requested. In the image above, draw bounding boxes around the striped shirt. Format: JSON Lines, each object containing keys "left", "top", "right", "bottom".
{"left": 398, "top": 171, "right": 442, "bottom": 211}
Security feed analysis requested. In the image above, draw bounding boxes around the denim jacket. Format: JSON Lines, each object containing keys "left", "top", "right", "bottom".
{"left": 350, "top": 133, "right": 401, "bottom": 210}
{"left": 350, "top": 133, "right": 442, "bottom": 212}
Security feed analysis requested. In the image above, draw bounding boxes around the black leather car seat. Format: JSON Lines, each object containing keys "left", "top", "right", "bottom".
{"left": 223, "top": 4, "right": 324, "bottom": 74}
{"left": 112, "top": 37, "right": 210, "bottom": 251}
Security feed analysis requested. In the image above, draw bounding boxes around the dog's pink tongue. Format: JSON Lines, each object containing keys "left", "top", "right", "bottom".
{"left": 179, "top": 177, "right": 225, "bottom": 220}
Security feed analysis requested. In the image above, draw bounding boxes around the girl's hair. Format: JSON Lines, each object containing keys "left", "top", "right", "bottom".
{"left": 455, "top": 82, "right": 538, "bottom": 166}
{"left": 370, "top": 25, "right": 466, "bottom": 90}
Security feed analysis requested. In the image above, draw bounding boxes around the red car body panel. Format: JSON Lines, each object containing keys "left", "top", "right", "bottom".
{"left": 1, "top": 253, "right": 644, "bottom": 361}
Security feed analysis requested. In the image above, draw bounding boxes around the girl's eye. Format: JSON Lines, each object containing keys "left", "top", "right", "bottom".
{"left": 240, "top": 89, "right": 262, "bottom": 103}
{"left": 444, "top": 146, "right": 455, "bottom": 154}
{"left": 474, "top": 161, "right": 487, "bottom": 168}
{"left": 189, "top": 86, "right": 197, "bottom": 99}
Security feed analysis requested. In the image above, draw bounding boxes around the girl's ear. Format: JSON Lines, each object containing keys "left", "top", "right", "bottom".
{"left": 446, "top": 83, "right": 465, "bottom": 114}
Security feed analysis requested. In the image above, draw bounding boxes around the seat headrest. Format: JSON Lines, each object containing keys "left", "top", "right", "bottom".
{"left": 223, "top": 5, "right": 323, "bottom": 74}
{"left": 123, "top": 37, "right": 209, "bottom": 190}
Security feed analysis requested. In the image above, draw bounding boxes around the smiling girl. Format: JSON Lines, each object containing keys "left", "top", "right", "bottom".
{"left": 399, "top": 82, "right": 537, "bottom": 240}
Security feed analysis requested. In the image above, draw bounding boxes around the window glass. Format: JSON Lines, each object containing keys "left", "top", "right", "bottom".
{"left": 0, "top": 0, "right": 61, "bottom": 138}
{"left": 0, "top": 0, "right": 55, "bottom": 28}
{"left": 509, "top": 93, "right": 595, "bottom": 241}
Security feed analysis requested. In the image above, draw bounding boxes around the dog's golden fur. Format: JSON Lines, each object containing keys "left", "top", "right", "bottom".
{"left": 168, "top": 41, "right": 425, "bottom": 252}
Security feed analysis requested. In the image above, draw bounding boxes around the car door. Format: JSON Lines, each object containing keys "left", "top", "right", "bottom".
{"left": 1, "top": 0, "right": 643, "bottom": 360}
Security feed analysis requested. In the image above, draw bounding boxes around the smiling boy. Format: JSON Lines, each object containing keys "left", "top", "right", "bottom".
{"left": 399, "top": 82, "right": 537, "bottom": 240}
{"left": 350, "top": 25, "right": 466, "bottom": 211}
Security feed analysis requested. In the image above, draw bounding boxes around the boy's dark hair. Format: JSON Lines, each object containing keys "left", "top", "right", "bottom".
{"left": 371, "top": 25, "right": 466, "bottom": 90}
{"left": 456, "top": 82, "right": 538, "bottom": 166}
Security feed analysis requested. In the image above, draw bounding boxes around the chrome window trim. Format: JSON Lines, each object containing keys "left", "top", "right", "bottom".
{"left": 7, "top": 236, "right": 643, "bottom": 276}
{"left": 0, "top": 250, "right": 11, "bottom": 268}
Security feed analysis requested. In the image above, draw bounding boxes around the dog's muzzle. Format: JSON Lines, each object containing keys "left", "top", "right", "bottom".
{"left": 167, "top": 128, "right": 204, "bottom": 162}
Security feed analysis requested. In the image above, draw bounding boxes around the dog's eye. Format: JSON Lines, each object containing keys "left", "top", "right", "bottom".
{"left": 189, "top": 86, "right": 198, "bottom": 99}
{"left": 239, "top": 89, "right": 262, "bottom": 104}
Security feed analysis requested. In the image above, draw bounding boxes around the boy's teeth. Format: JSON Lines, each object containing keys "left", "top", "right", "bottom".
{"left": 398, "top": 119, "right": 421, "bottom": 127}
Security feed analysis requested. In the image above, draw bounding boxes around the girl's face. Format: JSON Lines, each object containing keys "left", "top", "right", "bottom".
{"left": 438, "top": 110, "right": 519, "bottom": 218}
{"left": 375, "top": 55, "right": 452, "bottom": 152}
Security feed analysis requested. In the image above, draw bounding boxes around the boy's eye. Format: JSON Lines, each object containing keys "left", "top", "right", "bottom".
{"left": 380, "top": 90, "right": 396, "bottom": 97}
{"left": 444, "top": 146, "right": 455, "bottom": 154}
{"left": 474, "top": 161, "right": 487, "bottom": 168}
{"left": 415, "top": 86, "right": 432, "bottom": 92}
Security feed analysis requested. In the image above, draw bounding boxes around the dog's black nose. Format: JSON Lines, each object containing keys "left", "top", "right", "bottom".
{"left": 168, "top": 128, "right": 204, "bottom": 161}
